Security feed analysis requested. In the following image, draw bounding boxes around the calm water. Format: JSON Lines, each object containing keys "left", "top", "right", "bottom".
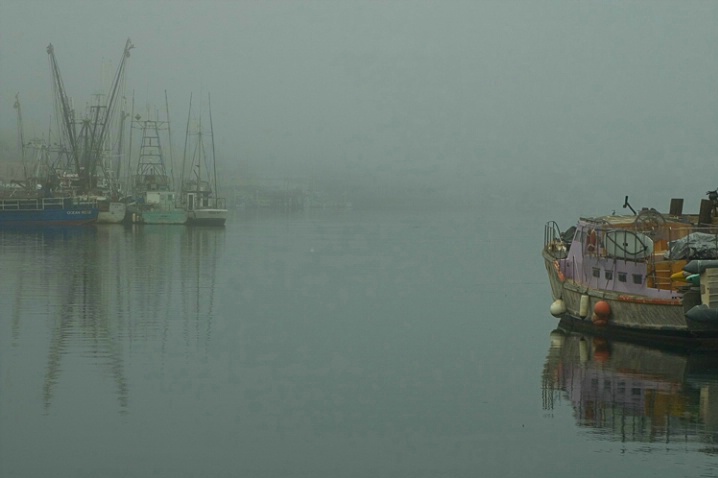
{"left": 1, "top": 208, "right": 718, "bottom": 477}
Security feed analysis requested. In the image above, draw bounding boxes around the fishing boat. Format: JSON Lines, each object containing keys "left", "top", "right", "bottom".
{"left": 542, "top": 194, "right": 718, "bottom": 347}
{"left": 0, "top": 195, "right": 98, "bottom": 226}
{"left": 125, "top": 114, "right": 187, "bottom": 225}
{"left": 6, "top": 96, "right": 98, "bottom": 226}
{"left": 97, "top": 197, "right": 127, "bottom": 223}
{"left": 179, "top": 93, "right": 228, "bottom": 226}
{"left": 44, "top": 40, "right": 133, "bottom": 224}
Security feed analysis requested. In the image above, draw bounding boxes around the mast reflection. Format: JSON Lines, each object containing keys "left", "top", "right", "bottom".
{"left": 40, "top": 226, "right": 129, "bottom": 413}
{"left": 1, "top": 224, "right": 225, "bottom": 415}
{"left": 542, "top": 321, "right": 718, "bottom": 447}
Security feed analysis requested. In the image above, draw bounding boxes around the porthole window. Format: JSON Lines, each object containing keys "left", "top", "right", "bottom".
{"left": 592, "top": 267, "right": 600, "bottom": 278}
{"left": 632, "top": 274, "right": 642, "bottom": 284}
{"left": 604, "top": 271, "right": 613, "bottom": 280}
{"left": 618, "top": 272, "right": 627, "bottom": 282}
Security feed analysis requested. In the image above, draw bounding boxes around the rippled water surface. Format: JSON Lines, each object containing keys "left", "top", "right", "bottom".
{"left": 1, "top": 209, "right": 718, "bottom": 477}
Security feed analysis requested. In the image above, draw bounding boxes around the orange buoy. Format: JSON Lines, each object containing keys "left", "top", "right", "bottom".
{"left": 591, "top": 300, "right": 611, "bottom": 326}
{"left": 592, "top": 338, "right": 610, "bottom": 362}
{"left": 593, "top": 300, "right": 611, "bottom": 319}
{"left": 591, "top": 313, "right": 608, "bottom": 327}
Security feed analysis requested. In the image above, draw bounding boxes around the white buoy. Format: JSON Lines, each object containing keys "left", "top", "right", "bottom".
{"left": 579, "top": 337, "right": 589, "bottom": 363}
{"left": 579, "top": 294, "right": 590, "bottom": 318}
{"left": 549, "top": 329, "right": 565, "bottom": 348}
{"left": 550, "top": 299, "right": 567, "bottom": 317}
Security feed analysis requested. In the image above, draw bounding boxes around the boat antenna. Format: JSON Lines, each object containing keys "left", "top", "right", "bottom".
{"left": 623, "top": 196, "right": 636, "bottom": 215}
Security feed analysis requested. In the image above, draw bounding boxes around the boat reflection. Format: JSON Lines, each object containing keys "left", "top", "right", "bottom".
{"left": 542, "top": 321, "right": 718, "bottom": 448}
{"left": 1, "top": 224, "right": 224, "bottom": 414}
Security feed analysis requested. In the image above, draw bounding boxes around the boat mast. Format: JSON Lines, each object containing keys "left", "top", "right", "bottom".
{"left": 208, "top": 93, "right": 219, "bottom": 199}
{"left": 46, "top": 39, "right": 134, "bottom": 193}
{"left": 87, "top": 38, "right": 134, "bottom": 192}
{"left": 13, "top": 93, "right": 28, "bottom": 181}
{"left": 116, "top": 104, "right": 130, "bottom": 186}
{"left": 126, "top": 92, "right": 136, "bottom": 194}
{"left": 164, "top": 90, "right": 176, "bottom": 193}
{"left": 181, "top": 93, "right": 193, "bottom": 194}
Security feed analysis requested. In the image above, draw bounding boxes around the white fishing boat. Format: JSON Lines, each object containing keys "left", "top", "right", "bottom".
{"left": 179, "top": 93, "right": 228, "bottom": 227}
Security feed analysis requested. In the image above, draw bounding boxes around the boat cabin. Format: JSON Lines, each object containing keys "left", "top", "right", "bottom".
{"left": 555, "top": 211, "right": 701, "bottom": 299}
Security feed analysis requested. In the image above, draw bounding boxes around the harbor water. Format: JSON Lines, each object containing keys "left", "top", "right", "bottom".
{"left": 1, "top": 207, "right": 718, "bottom": 477}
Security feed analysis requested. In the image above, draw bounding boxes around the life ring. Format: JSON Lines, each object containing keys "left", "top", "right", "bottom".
{"left": 585, "top": 229, "right": 597, "bottom": 253}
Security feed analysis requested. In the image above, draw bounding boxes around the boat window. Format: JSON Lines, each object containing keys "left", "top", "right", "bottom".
{"left": 632, "top": 273, "right": 642, "bottom": 284}
{"left": 618, "top": 272, "right": 627, "bottom": 282}
{"left": 604, "top": 271, "right": 613, "bottom": 280}
{"left": 592, "top": 267, "right": 600, "bottom": 278}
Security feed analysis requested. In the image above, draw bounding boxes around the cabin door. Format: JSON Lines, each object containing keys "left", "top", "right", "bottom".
{"left": 187, "top": 193, "right": 195, "bottom": 210}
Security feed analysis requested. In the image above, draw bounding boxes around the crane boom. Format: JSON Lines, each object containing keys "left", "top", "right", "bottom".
{"left": 47, "top": 43, "right": 80, "bottom": 177}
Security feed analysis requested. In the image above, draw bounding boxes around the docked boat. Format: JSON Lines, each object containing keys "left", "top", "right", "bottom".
{"left": 126, "top": 117, "right": 187, "bottom": 225}
{"left": 0, "top": 195, "right": 98, "bottom": 226}
{"left": 183, "top": 183, "right": 227, "bottom": 226}
{"left": 42, "top": 40, "right": 133, "bottom": 225}
{"left": 126, "top": 190, "right": 186, "bottom": 225}
{"left": 542, "top": 194, "right": 718, "bottom": 347}
{"left": 97, "top": 197, "right": 127, "bottom": 224}
{"left": 7, "top": 97, "right": 97, "bottom": 226}
{"left": 179, "top": 93, "right": 228, "bottom": 226}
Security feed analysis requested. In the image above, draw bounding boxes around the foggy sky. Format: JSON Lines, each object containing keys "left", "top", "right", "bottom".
{"left": 2, "top": 1, "right": 718, "bottom": 211}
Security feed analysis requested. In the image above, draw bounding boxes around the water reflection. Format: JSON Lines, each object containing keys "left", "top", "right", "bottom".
{"left": 42, "top": 226, "right": 130, "bottom": 412}
{"left": 0, "top": 225, "right": 224, "bottom": 414}
{"left": 542, "top": 323, "right": 718, "bottom": 450}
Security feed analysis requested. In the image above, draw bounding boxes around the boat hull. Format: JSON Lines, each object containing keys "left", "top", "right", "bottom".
{"left": 186, "top": 208, "right": 227, "bottom": 226}
{"left": 128, "top": 209, "right": 187, "bottom": 225}
{"left": 0, "top": 197, "right": 98, "bottom": 226}
{"left": 541, "top": 249, "right": 718, "bottom": 345}
{"left": 97, "top": 201, "right": 127, "bottom": 224}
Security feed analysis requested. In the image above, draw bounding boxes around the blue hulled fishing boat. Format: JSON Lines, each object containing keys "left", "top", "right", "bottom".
{"left": 0, "top": 196, "right": 98, "bottom": 226}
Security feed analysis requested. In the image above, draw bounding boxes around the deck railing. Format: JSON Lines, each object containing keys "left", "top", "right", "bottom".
{"left": 0, "top": 197, "right": 98, "bottom": 211}
{"left": 0, "top": 197, "right": 66, "bottom": 211}
{"left": 543, "top": 221, "right": 562, "bottom": 247}
{"left": 543, "top": 219, "right": 718, "bottom": 290}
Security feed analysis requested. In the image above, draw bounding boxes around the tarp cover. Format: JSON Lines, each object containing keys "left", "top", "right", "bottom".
{"left": 665, "top": 232, "right": 718, "bottom": 260}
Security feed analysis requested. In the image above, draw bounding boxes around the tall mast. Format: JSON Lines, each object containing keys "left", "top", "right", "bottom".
{"left": 208, "top": 93, "right": 219, "bottom": 199}
{"left": 164, "top": 90, "right": 175, "bottom": 192}
{"left": 87, "top": 38, "right": 134, "bottom": 191}
{"left": 13, "top": 93, "right": 28, "bottom": 180}
{"left": 181, "top": 93, "right": 193, "bottom": 192}
{"left": 126, "top": 92, "right": 136, "bottom": 193}
{"left": 46, "top": 39, "right": 134, "bottom": 193}
{"left": 116, "top": 105, "right": 129, "bottom": 182}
